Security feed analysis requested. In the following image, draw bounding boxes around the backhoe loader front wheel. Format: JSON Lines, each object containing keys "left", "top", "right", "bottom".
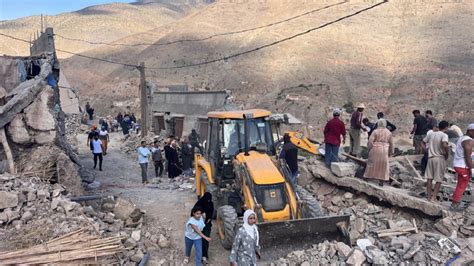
{"left": 216, "top": 205, "right": 238, "bottom": 250}
{"left": 296, "top": 185, "right": 324, "bottom": 218}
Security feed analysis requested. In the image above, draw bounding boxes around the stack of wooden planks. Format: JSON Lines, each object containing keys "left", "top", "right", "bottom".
{"left": 0, "top": 228, "right": 124, "bottom": 264}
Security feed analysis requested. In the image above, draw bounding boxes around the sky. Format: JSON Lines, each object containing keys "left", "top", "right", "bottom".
{"left": 0, "top": 0, "right": 133, "bottom": 20}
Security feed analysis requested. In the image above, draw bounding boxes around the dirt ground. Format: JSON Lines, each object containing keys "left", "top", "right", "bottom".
{"left": 77, "top": 132, "right": 230, "bottom": 265}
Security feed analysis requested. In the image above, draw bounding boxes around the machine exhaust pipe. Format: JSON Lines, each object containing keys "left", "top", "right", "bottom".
{"left": 243, "top": 113, "right": 250, "bottom": 156}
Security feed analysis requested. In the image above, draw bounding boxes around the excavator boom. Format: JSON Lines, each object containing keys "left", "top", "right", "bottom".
{"left": 285, "top": 131, "right": 320, "bottom": 155}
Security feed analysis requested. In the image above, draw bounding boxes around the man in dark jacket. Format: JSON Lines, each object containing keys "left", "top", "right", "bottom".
{"left": 375, "top": 112, "right": 397, "bottom": 132}
{"left": 189, "top": 129, "right": 203, "bottom": 154}
{"left": 279, "top": 134, "right": 298, "bottom": 185}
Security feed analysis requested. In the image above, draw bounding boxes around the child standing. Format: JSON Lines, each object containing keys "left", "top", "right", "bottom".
{"left": 184, "top": 206, "right": 211, "bottom": 265}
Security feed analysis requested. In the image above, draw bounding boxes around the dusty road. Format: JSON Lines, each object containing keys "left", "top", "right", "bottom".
{"left": 77, "top": 132, "right": 229, "bottom": 265}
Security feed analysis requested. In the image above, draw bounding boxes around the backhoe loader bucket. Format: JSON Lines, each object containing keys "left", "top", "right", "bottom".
{"left": 257, "top": 215, "right": 351, "bottom": 260}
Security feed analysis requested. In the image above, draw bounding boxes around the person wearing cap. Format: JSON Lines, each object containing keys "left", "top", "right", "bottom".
{"left": 324, "top": 108, "right": 346, "bottom": 167}
{"left": 411, "top": 110, "right": 428, "bottom": 154}
{"left": 451, "top": 123, "right": 474, "bottom": 210}
{"left": 349, "top": 103, "right": 367, "bottom": 157}
{"left": 422, "top": 121, "right": 450, "bottom": 202}
{"left": 87, "top": 124, "right": 99, "bottom": 151}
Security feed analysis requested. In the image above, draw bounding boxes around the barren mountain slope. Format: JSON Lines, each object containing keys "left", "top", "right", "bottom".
{"left": 63, "top": 0, "right": 473, "bottom": 134}
{"left": 0, "top": 1, "right": 203, "bottom": 57}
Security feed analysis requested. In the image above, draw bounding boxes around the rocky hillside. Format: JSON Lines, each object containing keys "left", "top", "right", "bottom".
{"left": 0, "top": 1, "right": 205, "bottom": 57}
{"left": 59, "top": 0, "right": 473, "bottom": 135}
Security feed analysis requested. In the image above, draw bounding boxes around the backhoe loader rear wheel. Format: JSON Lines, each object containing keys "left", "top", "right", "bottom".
{"left": 216, "top": 205, "right": 238, "bottom": 250}
{"left": 296, "top": 185, "right": 324, "bottom": 218}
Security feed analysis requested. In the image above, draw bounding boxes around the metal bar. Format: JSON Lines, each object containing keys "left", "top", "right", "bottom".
{"left": 69, "top": 195, "right": 104, "bottom": 202}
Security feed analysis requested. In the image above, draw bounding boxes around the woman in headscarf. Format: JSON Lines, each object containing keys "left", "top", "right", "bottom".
{"left": 229, "top": 209, "right": 261, "bottom": 266}
{"left": 193, "top": 192, "right": 214, "bottom": 264}
{"left": 364, "top": 119, "right": 394, "bottom": 186}
{"left": 181, "top": 136, "right": 194, "bottom": 172}
{"left": 166, "top": 140, "right": 182, "bottom": 178}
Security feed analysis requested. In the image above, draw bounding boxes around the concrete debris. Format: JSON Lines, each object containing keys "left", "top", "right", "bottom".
{"left": 0, "top": 191, "right": 18, "bottom": 209}
{"left": 0, "top": 174, "right": 174, "bottom": 264}
{"left": 120, "top": 133, "right": 158, "bottom": 156}
{"left": 148, "top": 175, "right": 195, "bottom": 191}
{"left": 346, "top": 248, "right": 366, "bottom": 266}
{"left": 114, "top": 197, "right": 140, "bottom": 221}
{"left": 274, "top": 158, "right": 474, "bottom": 264}
{"left": 158, "top": 234, "right": 171, "bottom": 248}
{"left": 330, "top": 162, "right": 359, "bottom": 177}
{"left": 64, "top": 113, "right": 82, "bottom": 145}
{"left": 131, "top": 230, "right": 141, "bottom": 242}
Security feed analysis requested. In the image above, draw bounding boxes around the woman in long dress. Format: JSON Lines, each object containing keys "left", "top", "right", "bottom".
{"left": 229, "top": 210, "right": 261, "bottom": 266}
{"left": 364, "top": 119, "right": 394, "bottom": 186}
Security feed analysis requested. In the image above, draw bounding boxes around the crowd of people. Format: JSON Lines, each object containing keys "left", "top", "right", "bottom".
{"left": 323, "top": 104, "right": 473, "bottom": 211}
{"left": 133, "top": 132, "right": 203, "bottom": 184}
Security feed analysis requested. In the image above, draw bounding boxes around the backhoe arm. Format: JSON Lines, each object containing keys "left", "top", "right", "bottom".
{"left": 285, "top": 131, "right": 320, "bottom": 155}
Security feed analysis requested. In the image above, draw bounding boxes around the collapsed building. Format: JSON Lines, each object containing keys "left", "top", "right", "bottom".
{"left": 0, "top": 27, "right": 83, "bottom": 194}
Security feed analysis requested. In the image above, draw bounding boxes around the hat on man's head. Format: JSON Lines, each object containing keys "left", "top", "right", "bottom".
{"left": 333, "top": 108, "right": 342, "bottom": 116}
{"left": 356, "top": 103, "right": 366, "bottom": 109}
{"left": 468, "top": 123, "right": 474, "bottom": 131}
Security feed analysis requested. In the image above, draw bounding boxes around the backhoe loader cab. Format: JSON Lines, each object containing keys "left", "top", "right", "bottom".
{"left": 203, "top": 109, "right": 275, "bottom": 186}
{"left": 194, "top": 109, "right": 350, "bottom": 253}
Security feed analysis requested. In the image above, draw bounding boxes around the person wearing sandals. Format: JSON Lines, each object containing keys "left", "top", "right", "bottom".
{"left": 184, "top": 206, "right": 211, "bottom": 265}
{"left": 193, "top": 192, "right": 214, "bottom": 264}
{"left": 229, "top": 209, "right": 261, "bottom": 266}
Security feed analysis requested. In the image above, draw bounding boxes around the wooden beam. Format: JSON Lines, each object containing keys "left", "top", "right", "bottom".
{"left": 0, "top": 127, "right": 15, "bottom": 174}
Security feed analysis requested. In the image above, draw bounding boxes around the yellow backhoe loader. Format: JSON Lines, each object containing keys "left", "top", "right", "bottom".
{"left": 194, "top": 109, "right": 350, "bottom": 255}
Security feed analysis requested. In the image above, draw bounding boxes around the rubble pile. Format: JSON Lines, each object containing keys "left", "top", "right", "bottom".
{"left": 283, "top": 159, "right": 474, "bottom": 264}
{"left": 0, "top": 174, "right": 175, "bottom": 264}
{"left": 64, "top": 113, "right": 82, "bottom": 146}
{"left": 276, "top": 181, "right": 474, "bottom": 264}
{"left": 275, "top": 234, "right": 474, "bottom": 265}
{"left": 120, "top": 133, "right": 158, "bottom": 155}
{"left": 148, "top": 173, "right": 195, "bottom": 191}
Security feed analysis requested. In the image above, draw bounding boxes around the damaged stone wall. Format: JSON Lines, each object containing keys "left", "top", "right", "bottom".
{"left": 0, "top": 55, "right": 83, "bottom": 195}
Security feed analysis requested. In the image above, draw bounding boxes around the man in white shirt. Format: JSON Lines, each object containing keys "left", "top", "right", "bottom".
{"left": 91, "top": 135, "right": 103, "bottom": 171}
{"left": 137, "top": 141, "right": 151, "bottom": 184}
{"left": 422, "top": 121, "right": 449, "bottom": 202}
{"left": 451, "top": 123, "right": 474, "bottom": 209}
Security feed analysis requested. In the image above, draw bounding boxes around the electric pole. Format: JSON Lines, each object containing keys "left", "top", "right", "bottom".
{"left": 138, "top": 62, "right": 148, "bottom": 135}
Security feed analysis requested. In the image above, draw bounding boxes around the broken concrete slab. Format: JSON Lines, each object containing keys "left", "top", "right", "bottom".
{"left": 331, "top": 162, "right": 359, "bottom": 177}
{"left": 0, "top": 60, "right": 52, "bottom": 129}
{"left": 346, "top": 249, "right": 366, "bottom": 266}
{"left": 0, "top": 191, "right": 19, "bottom": 209}
{"left": 24, "top": 87, "right": 56, "bottom": 131}
{"left": 7, "top": 114, "right": 31, "bottom": 144}
{"left": 114, "top": 198, "right": 138, "bottom": 221}
{"left": 307, "top": 160, "right": 447, "bottom": 216}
